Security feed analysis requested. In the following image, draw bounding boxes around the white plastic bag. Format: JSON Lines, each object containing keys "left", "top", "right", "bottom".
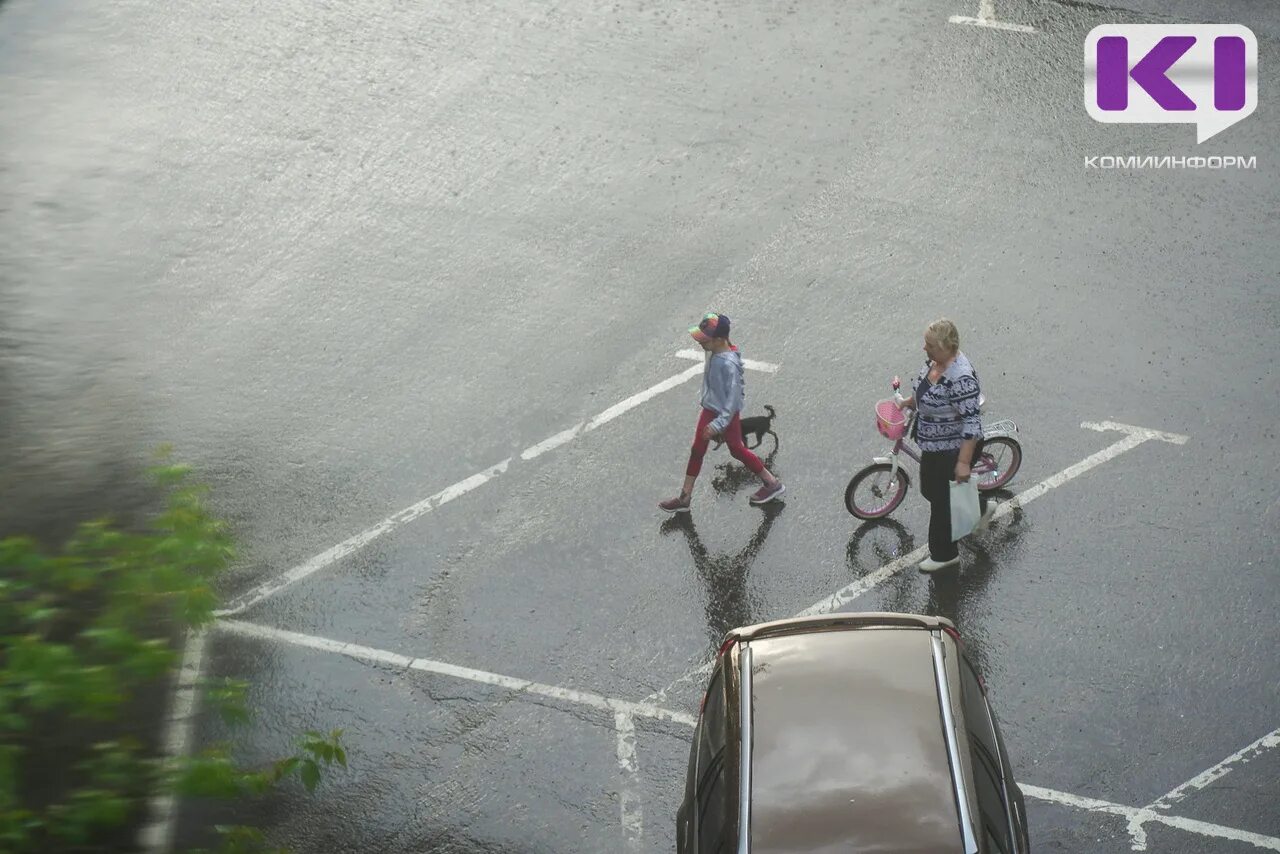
{"left": 950, "top": 479, "right": 981, "bottom": 541}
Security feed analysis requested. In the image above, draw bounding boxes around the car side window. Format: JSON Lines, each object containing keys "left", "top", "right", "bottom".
{"left": 960, "top": 658, "right": 1014, "bottom": 854}
{"left": 959, "top": 658, "right": 999, "bottom": 762}
{"left": 683, "top": 721, "right": 700, "bottom": 804}
{"left": 985, "top": 827, "right": 1011, "bottom": 854}
{"left": 973, "top": 759, "right": 1012, "bottom": 853}
{"left": 697, "top": 668, "right": 726, "bottom": 783}
{"left": 696, "top": 666, "right": 731, "bottom": 852}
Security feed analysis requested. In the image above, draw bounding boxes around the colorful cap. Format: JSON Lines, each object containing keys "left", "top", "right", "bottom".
{"left": 689, "top": 312, "right": 730, "bottom": 342}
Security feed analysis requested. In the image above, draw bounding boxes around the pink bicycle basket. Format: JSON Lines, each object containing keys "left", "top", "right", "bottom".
{"left": 875, "top": 399, "right": 906, "bottom": 440}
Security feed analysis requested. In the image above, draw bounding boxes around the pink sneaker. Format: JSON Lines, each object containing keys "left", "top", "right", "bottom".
{"left": 749, "top": 482, "right": 786, "bottom": 505}
{"left": 659, "top": 493, "right": 691, "bottom": 514}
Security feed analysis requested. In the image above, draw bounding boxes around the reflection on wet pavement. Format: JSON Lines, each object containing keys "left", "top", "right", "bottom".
{"left": 661, "top": 460, "right": 787, "bottom": 652}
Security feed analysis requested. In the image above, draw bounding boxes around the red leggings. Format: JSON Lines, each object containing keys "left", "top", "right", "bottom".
{"left": 686, "top": 408, "right": 766, "bottom": 478}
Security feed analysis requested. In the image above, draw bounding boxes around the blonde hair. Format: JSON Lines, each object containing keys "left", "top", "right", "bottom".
{"left": 925, "top": 318, "right": 960, "bottom": 355}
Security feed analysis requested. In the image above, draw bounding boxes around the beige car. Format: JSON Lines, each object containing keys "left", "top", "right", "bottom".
{"left": 676, "top": 612, "right": 1030, "bottom": 853}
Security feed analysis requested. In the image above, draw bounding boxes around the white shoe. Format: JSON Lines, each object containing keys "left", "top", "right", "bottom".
{"left": 919, "top": 556, "right": 961, "bottom": 573}
{"left": 977, "top": 500, "right": 998, "bottom": 531}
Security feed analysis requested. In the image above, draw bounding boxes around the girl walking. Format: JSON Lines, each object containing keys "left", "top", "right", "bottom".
{"left": 660, "top": 313, "right": 785, "bottom": 513}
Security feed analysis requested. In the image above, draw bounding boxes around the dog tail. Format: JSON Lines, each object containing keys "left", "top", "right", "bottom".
{"left": 764, "top": 404, "right": 776, "bottom": 420}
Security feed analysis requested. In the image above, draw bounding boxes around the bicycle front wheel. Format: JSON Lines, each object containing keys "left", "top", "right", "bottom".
{"left": 975, "top": 436, "right": 1022, "bottom": 491}
{"left": 845, "top": 463, "right": 910, "bottom": 520}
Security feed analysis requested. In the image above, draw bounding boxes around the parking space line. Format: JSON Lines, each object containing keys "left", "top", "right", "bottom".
{"left": 797, "top": 421, "right": 1188, "bottom": 617}
{"left": 217, "top": 617, "right": 1279, "bottom": 851}
{"left": 525, "top": 362, "right": 706, "bottom": 460}
{"left": 949, "top": 0, "right": 1037, "bottom": 33}
{"left": 647, "top": 420, "right": 1192, "bottom": 705}
{"left": 1124, "top": 726, "right": 1280, "bottom": 850}
{"left": 614, "top": 712, "right": 644, "bottom": 851}
{"left": 218, "top": 354, "right": 778, "bottom": 617}
{"left": 1154, "top": 726, "right": 1280, "bottom": 809}
{"left": 1082, "top": 419, "right": 1190, "bottom": 446}
{"left": 1022, "top": 785, "right": 1280, "bottom": 852}
{"left": 140, "top": 629, "right": 209, "bottom": 854}
{"left": 216, "top": 619, "right": 698, "bottom": 727}
{"left": 216, "top": 457, "right": 513, "bottom": 617}
{"left": 674, "top": 349, "right": 781, "bottom": 374}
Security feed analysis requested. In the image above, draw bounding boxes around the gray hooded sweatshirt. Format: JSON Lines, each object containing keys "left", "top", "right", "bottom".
{"left": 700, "top": 349, "right": 745, "bottom": 434}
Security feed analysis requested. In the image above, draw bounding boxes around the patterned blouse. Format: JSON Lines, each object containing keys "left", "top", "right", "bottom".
{"left": 912, "top": 352, "right": 983, "bottom": 452}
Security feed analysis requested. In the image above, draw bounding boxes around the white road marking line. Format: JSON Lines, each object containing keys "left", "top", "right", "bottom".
{"left": 948, "top": 0, "right": 1037, "bottom": 32}
{"left": 1027, "top": 780, "right": 1162, "bottom": 849}
{"left": 1121, "top": 726, "right": 1280, "bottom": 850}
{"left": 522, "top": 362, "right": 711, "bottom": 461}
{"left": 648, "top": 421, "right": 1190, "bottom": 704}
{"left": 1082, "top": 419, "right": 1190, "bottom": 445}
{"left": 1126, "top": 814, "right": 1153, "bottom": 852}
{"left": 800, "top": 421, "right": 1186, "bottom": 616}
{"left": 219, "top": 355, "right": 736, "bottom": 617}
{"left": 675, "top": 349, "right": 781, "bottom": 374}
{"left": 521, "top": 425, "right": 587, "bottom": 461}
{"left": 579, "top": 363, "right": 704, "bottom": 439}
{"left": 1152, "top": 813, "right": 1280, "bottom": 852}
{"left": 217, "top": 618, "right": 1279, "bottom": 851}
{"left": 1154, "top": 726, "right": 1280, "bottom": 808}
{"left": 645, "top": 660, "right": 717, "bottom": 708}
{"left": 216, "top": 458, "right": 512, "bottom": 616}
{"left": 1022, "top": 784, "right": 1140, "bottom": 816}
{"left": 794, "top": 541, "right": 933, "bottom": 619}
{"left": 139, "top": 630, "right": 209, "bottom": 854}
{"left": 216, "top": 619, "right": 698, "bottom": 727}
{"left": 948, "top": 15, "right": 1037, "bottom": 32}
{"left": 615, "top": 712, "right": 645, "bottom": 850}
{"left": 1022, "top": 785, "right": 1280, "bottom": 852}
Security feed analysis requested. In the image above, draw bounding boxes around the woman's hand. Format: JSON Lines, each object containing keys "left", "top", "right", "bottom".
{"left": 701, "top": 424, "right": 720, "bottom": 442}
{"left": 896, "top": 395, "right": 914, "bottom": 411}
{"left": 954, "top": 460, "right": 971, "bottom": 483}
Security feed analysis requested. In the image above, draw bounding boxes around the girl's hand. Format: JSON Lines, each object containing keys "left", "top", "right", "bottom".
{"left": 955, "top": 460, "right": 971, "bottom": 483}
{"left": 702, "top": 424, "right": 720, "bottom": 442}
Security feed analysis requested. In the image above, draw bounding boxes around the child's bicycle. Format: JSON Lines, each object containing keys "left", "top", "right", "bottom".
{"left": 844, "top": 377, "right": 1023, "bottom": 520}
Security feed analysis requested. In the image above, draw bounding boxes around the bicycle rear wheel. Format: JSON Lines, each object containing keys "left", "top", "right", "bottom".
{"left": 845, "top": 463, "right": 910, "bottom": 520}
{"left": 975, "top": 436, "right": 1022, "bottom": 491}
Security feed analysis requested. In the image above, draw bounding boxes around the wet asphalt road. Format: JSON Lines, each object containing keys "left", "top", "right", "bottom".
{"left": 2, "top": 0, "right": 1279, "bottom": 851}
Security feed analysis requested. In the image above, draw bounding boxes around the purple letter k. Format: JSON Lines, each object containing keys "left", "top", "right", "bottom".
{"left": 1097, "top": 35, "right": 1197, "bottom": 111}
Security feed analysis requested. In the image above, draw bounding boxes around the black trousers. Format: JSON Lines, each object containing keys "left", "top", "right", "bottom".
{"left": 919, "top": 448, "right": 987, "bottom": 562}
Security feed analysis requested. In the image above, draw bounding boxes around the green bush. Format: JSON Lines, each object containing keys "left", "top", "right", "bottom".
{"left": 0, "top": 450, "right": 346, "bottom": 852}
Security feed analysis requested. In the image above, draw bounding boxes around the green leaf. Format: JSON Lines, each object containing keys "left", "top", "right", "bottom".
{"left": 271, "top": 757, "right": 300, "bottom": 783}
{"left": 0, "top": 745, "right": 22, "bottom": 808}
{"left": 0, "top": 448, "right": 352, "bottom": 851}
{"left": 204, "top": 678, "right": 252, "bottom": 728}
{"left": 173, "top": 750, "right": 244, "bottom": 799}
{"left": 299, "top": 760, "right": 321, "bottom": 794}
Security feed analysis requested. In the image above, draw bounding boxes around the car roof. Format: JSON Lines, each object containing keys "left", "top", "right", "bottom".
{"left": 746, "top": 625, "right": 962, "bottom": 853}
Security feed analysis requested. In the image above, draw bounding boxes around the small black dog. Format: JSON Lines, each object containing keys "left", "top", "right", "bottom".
{"left": 713, "top": 404, "right": 777, "bottom": 450}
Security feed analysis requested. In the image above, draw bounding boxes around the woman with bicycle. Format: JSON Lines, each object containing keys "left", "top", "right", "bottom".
{"left": 896, "top": 318, "right": 993, "bottom": 572}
